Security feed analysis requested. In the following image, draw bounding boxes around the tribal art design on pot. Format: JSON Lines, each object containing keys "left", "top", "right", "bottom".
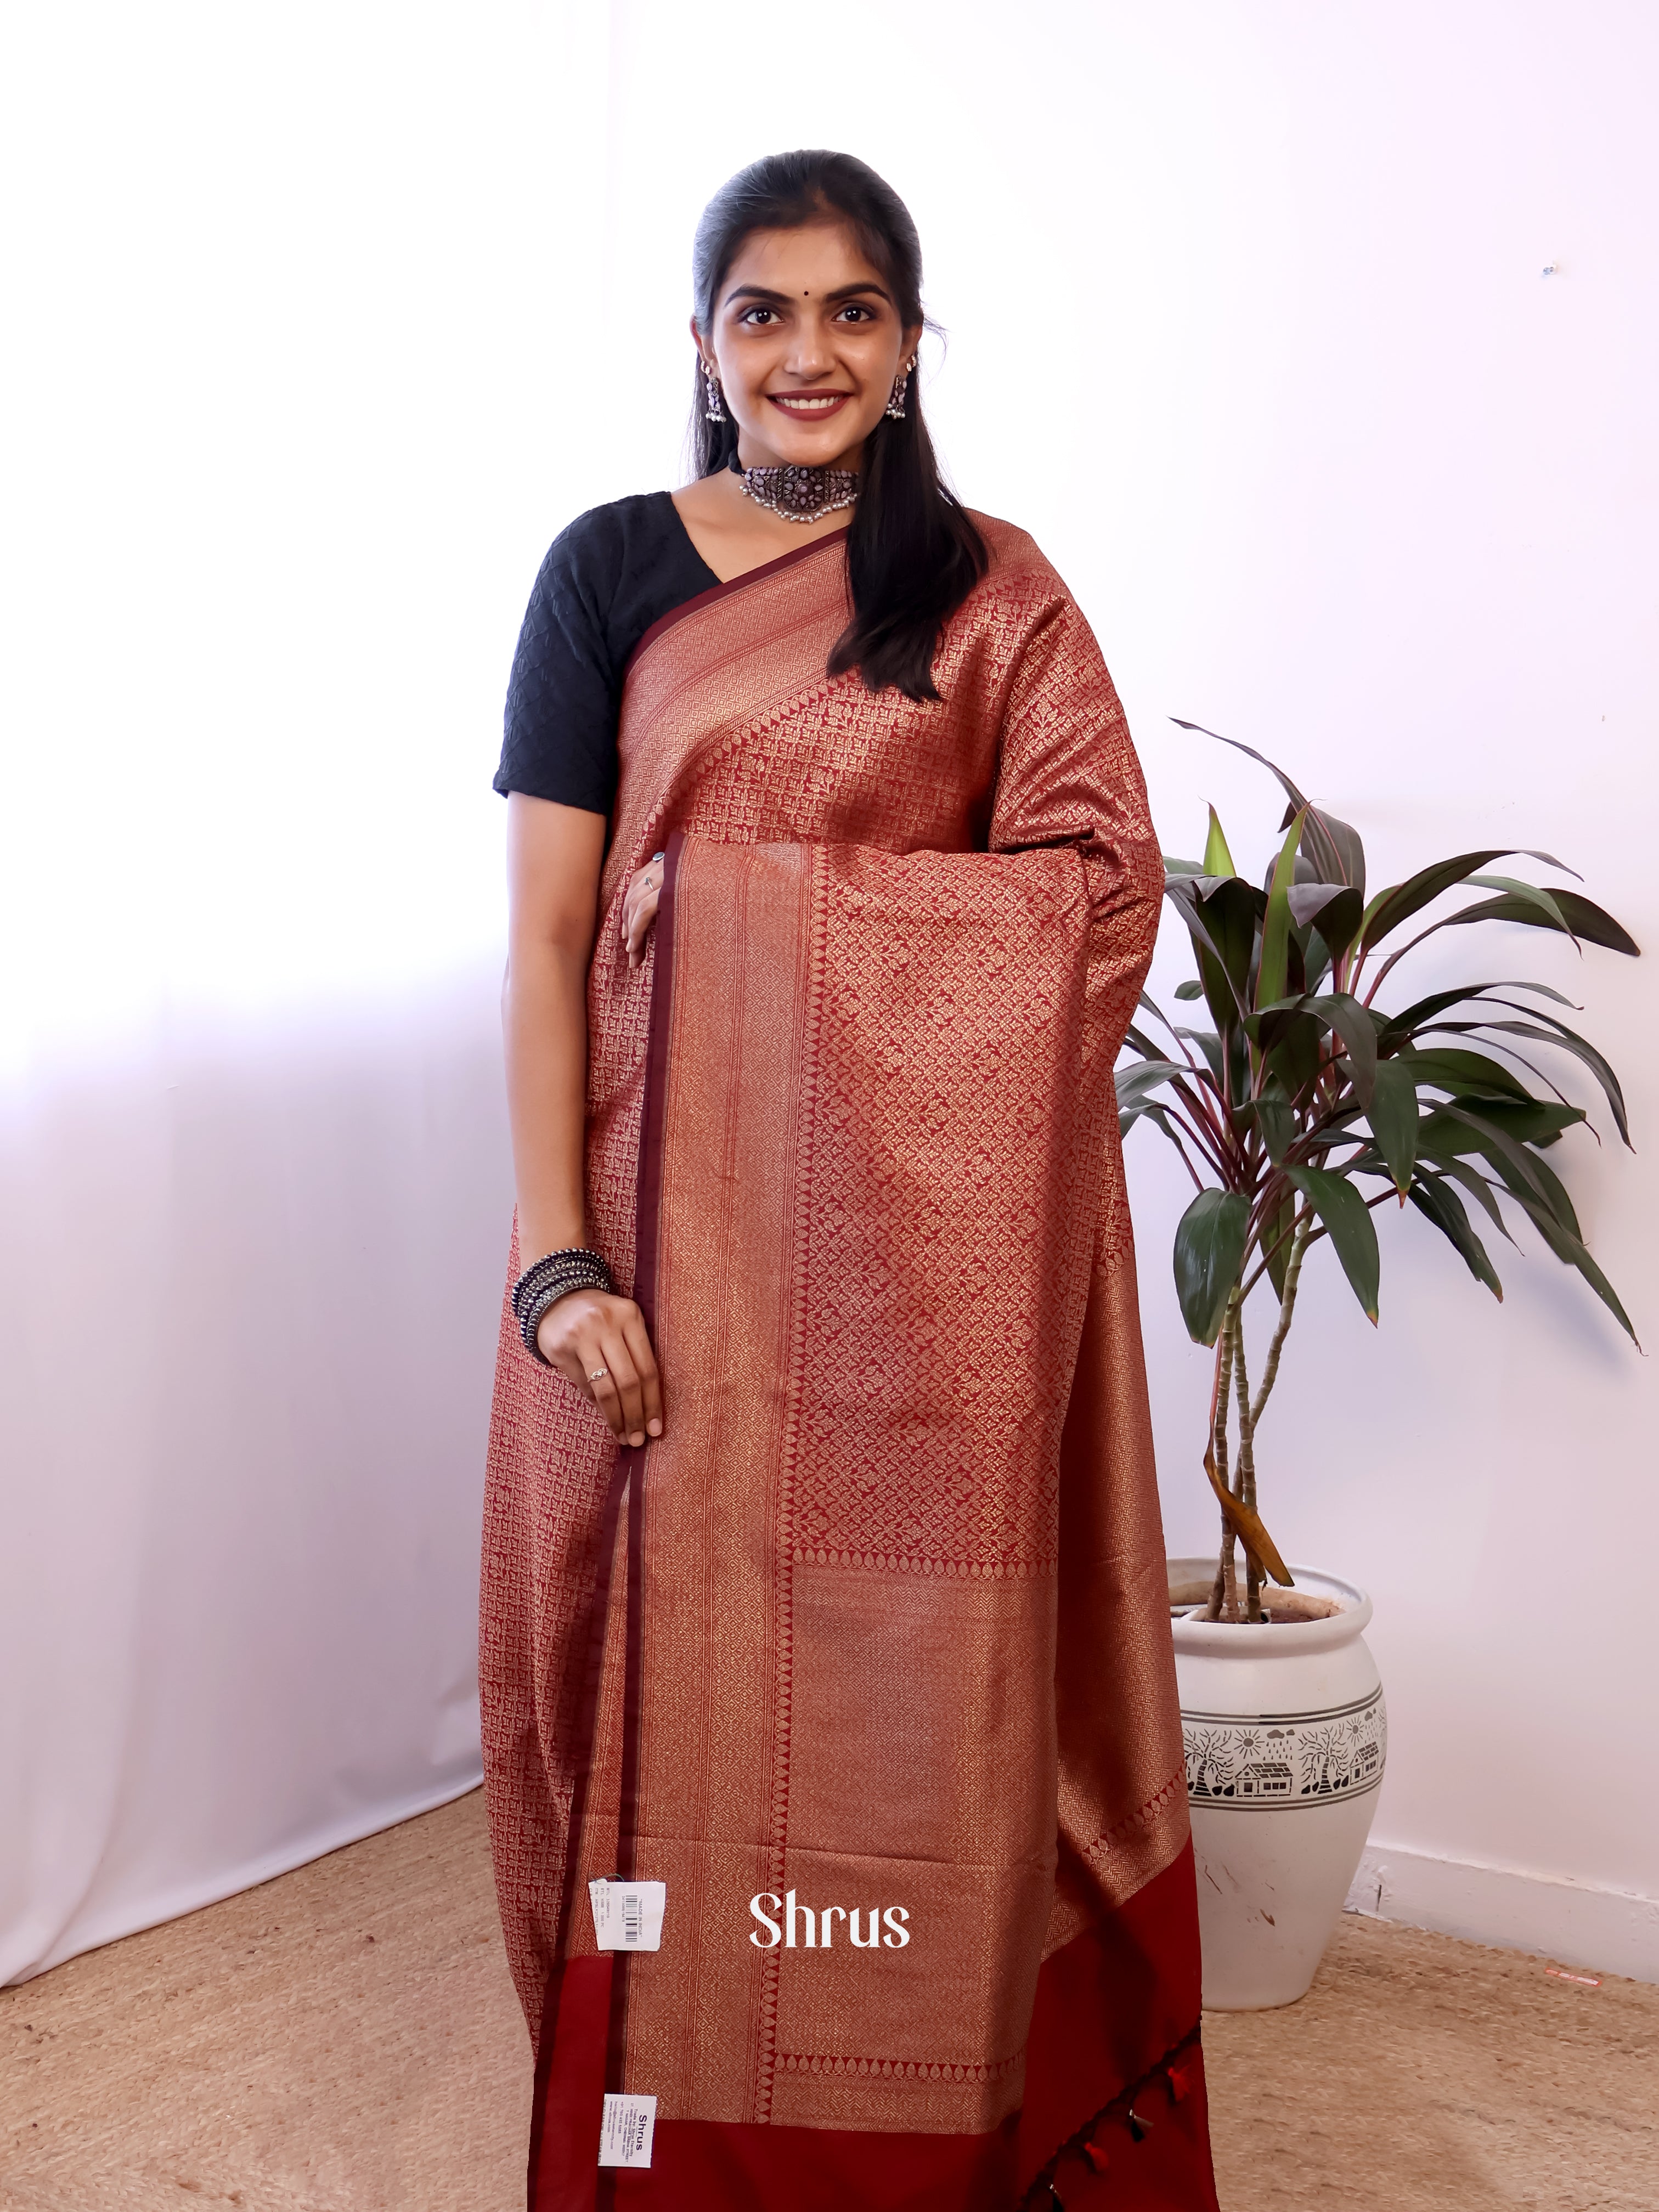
{"left": 1181, "top": 1689, "right": 1386, "bottom": 1810}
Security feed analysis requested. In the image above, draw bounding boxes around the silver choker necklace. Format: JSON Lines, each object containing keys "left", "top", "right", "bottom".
{"left": 730, "top": 454, "right": 859, "bottom": 524}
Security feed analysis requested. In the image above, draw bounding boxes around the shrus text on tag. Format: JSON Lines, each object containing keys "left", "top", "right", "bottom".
{"left": 598, "top": 2093, "right": 657, "bottom": 2168}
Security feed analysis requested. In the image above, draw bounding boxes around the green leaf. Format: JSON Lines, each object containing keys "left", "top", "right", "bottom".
{"left": 1170, "top": 721, "right": 1350, "bottom": 879}
{"left": 1286, "top": 883, "right": 1346, "bottom": 926}
{"left": 1114, "top": 1060, "right": 1187, "bottom": 1111}
{"left": 1248, "top": 988, "right": 1380, "bottom": 1104}
{"left": 1173, "top": 979, "right": 1204, "bottom": 1001}
{"left": 1255, "top": 811, "right": 1307, "bottom": 1014}
{"left": 1446, "top": 1013, "right": 1633, "bottom": 1148}
{"left": 1359, "top": 850, "right": 1575, "bottom": 952}
{"left": 1288, "top": 883, "right": 1364, "bottom": 963}
{"left": 1173, "top": 1188, "right": 1250, "bottom": 1346}
{"left": 1408, "top": 1173, "right": 1504, "bottom": 1299}
{"left": 1302, "top": 929, "right": 1335, "bottom": 995}
{"left": 1197, "top": 879, "right": 1262, "bottom": 1002}
{"left": 1285, "top": 928, "right": 1309, "bottom": 1001}
{"left": 1167, "top": 723, "right": 1369, "bottom": 895}
{"left": 1308, "top": 992, "right": 1379, "bottom": 1106}
{"left": 1410, "top": 1028, "right": 1573, "bottom": 1111}
{"left": 1380, "top": 979, "right": 1579, "bottom": 1046}
{"left": 1443, "top": 888, "right": 1639, "bottom": 957}
{"left": 1367, "top": 1058, "right": 1419, "bottom": 1194}
{"left": 1306, "top": 811, "right": 1366, "bottom": 901}
{"left": 1244, "top": 1094, "right": 1296, "bottom": 1166}
{"left": 1502, "top": 1182, "right": 1639, "bottom": 1344}
{"left": 1121, "top": 1100, "right": 1184, "bottom": 1149}
{"left": 1249, "top": 994, "right": 1311, "bottom": 1045}
{"left": 1263, "top": 1010, "right": 1325, "bottom": 1098}
{"left": 1508, "top": 1141, "right": 1583, "bottom": 1240}
{"left": 1463, "top": 876, "right": 1573, "bottom": 935}
{"left": 1194, "top": 944, "right": 1235, "bottom": 1034}
{"left": 1283, "top": 1164, "right": 1380, "bottom": 1321}
{"left": 1435, "top": 1155, "right": 1517, "bottom": 1244}
{"left": 1419, "top": 1105, "right": 1578, "bottom": 1228}
{"left": 1202, "top": 806, "right": 1237, "bottom": 877}
{"left": 1170, "top": 719, "right": 1313, "bottom": 808}
{"left": 1395, "top": 1046, "right": 1533, "bottom": 1102}
{"left": 1164, "top": 874, "right": 1259, "bottom": 1025}
{"left": 1164, "top": 856, "right": 1204, "bottom": 876}
{"left": 1465, "top": 1097, "right": 1587, "bottom": 1146}
{"left": 1421, "top": 1097, "right": 1587, "bottom": 1164}
{"left": 1411, "top": 1132, "right": 1635, "bottom": 1343}
{"left": 1297, "top": 1105, "right": 1368, "bottom": 1157}
{"left": 1175, "top": 1026, "right": 1225, "bottom": 1087}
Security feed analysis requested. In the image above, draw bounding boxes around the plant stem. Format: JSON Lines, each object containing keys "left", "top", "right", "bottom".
{"left": 1231, "top": 1300, "right": 1262, "bottom": 1623}
{"left": 1169, "top": 1135, "right": 1208, "bottom": 1193}
{"left": 1205, "top": 1306, "right": 1238, "bottom": 1621}
{"left": 1166, "top": 1077, "right": 1237, "bottom": 1177}
{"left": 1251, "top": 1214, "right": 1312, "bottom": 1428}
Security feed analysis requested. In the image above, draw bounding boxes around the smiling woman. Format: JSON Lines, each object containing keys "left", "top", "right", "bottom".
{"left": 676, "top": 154, "right": 989, "bottom": 699}
{"left": 482, "top": 150, "right": 1218, "bottom": 2211}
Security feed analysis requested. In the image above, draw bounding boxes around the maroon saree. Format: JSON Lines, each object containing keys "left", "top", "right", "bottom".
{"left": 481, "top": 520, "right": 1218, "bottom": 2210}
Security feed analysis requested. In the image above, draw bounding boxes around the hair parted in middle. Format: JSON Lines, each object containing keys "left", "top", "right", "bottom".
{"left": 690, "top": 149, "right": 989, "bottom": 703}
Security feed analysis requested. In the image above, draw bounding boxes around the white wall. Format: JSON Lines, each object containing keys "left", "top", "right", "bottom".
{"left": 5, "top": 2, "right": 1655, "bottom": 1981}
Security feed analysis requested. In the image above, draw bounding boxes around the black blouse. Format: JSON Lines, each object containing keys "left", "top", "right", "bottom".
{"left": 494, "top": 493, "right": 720, "bottom": 816}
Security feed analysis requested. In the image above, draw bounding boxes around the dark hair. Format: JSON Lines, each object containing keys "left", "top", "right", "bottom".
{"left": 690, "top": 150, "right": 988, "bottom": 702}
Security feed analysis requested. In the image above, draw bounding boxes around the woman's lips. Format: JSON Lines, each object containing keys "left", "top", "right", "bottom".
{"left": 766, "top": 392, "right": 853, "bottom": 417}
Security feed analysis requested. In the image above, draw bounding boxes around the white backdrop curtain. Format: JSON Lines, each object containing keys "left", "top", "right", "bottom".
{"left": 5, "top": 0, "right": 1658, "bottom": 1984}
{"left": 0, "top": 3, "right": 571, "bottom": 1979}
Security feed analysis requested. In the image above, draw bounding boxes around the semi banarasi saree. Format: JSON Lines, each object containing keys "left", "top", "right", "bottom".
{"left": 482, "top": 519, "right": 1219, "bottom": 2210}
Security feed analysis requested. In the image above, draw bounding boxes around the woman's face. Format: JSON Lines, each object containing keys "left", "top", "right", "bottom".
{"left": 696, "top": 221, "right": 922, "bottom": 472}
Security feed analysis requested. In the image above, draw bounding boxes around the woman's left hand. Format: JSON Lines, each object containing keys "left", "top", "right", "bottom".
{"left": 622, "top": 854, "right": 665, "bottom": 968}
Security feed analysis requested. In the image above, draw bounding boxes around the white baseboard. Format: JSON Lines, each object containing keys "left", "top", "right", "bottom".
{"left": 1344, "top": 1841, "right": 1659, "bottom": 1987}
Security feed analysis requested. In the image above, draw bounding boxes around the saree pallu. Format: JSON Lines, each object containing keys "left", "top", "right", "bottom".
{"left": 482, "top": 521, "right": 1219, "bottom": 2211}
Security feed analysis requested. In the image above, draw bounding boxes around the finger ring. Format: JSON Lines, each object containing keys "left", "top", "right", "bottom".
{"left": 651, "top": 851, "right": 664, "bottom": 863}
{"left": 589, "top": 1367, "right": 608, "bottom": 1383}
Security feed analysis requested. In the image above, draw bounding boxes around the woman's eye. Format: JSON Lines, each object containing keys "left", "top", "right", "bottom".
{"left": 740, "top": 307, "right": 776, "bottom": 326}
{"left": 836, "top": 305, "right": 874, "bottom": 323}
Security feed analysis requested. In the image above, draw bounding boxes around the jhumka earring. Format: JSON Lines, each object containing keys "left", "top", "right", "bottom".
{"left": 885, "top": 356, "right": 917, "bottom": 420}
{"left": 703, "top": 368, "right": 727, "bottom": 424}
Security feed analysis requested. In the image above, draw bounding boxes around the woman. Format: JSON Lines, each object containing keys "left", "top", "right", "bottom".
{"left": 484, "top": 149, "right": 1218, "bottom": 2212}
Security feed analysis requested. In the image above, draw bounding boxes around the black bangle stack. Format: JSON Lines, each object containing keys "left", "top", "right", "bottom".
{"left": 511, "top": 1246, "right": 616, "bottom": 1364}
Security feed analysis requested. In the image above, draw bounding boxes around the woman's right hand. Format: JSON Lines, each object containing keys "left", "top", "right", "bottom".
{"left": 537, "top": 1287, "right": 663, "bottom": 1447}
{"left": 622, "top": 855, "right": 664, "bottom": 968}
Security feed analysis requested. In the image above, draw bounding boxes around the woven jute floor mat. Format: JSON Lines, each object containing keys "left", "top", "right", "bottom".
{"left": 2, "top": 1791, "right": 1654, "bottom": 2210}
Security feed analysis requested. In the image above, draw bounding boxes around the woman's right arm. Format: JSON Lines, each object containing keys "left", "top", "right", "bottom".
{"left": 504, "top": 792, "right": 663, "bottom": 1446}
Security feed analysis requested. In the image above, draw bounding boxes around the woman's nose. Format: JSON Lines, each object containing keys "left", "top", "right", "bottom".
{"left": 783, "top": 318, "right": 834, "bottom": 377}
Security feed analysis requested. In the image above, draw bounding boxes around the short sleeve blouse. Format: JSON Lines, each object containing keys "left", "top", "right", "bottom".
{"left": 494, "top": 493, "right": 720, "bottom": 815}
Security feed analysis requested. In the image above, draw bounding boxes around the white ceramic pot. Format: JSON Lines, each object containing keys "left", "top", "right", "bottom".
{"left": 1168, "top": 1560, "right": 1386, "bottom": 2011}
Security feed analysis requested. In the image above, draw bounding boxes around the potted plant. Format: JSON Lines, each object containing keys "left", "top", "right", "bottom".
{"left": 1121, "top": 726, "right": 1639, "bottom": 2008}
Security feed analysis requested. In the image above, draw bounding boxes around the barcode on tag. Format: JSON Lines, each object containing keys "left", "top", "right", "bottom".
{"left": 588, "top": 1878, "right": 667, "bottom": 1951}
{"left": 598, "top": 2092, "right": 656, "bottom": 2168}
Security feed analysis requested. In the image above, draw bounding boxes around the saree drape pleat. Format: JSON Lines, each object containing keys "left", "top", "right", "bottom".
{"left": 482, "top": 522, "right": 1219, "bottom": 2210}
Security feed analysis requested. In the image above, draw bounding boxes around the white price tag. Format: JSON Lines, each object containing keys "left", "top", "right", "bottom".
{"left": 588, "top": 1877, "right": 667, "bottom": 1951}
{"left": 598, "top": 2092, "right": 657, "bottom": 2169}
